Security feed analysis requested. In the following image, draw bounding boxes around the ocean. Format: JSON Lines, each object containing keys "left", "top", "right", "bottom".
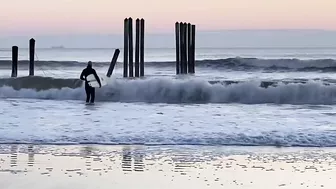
{"left": 1, "top": 47, "right": 336, "bottom": 188}
{"left": 1, "top": 47, "right": 336, "bottom": 146}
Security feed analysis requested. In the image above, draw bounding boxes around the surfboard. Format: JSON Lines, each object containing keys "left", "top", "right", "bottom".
{"left": 86, "top": 73, "right": 107, "bottom": 88}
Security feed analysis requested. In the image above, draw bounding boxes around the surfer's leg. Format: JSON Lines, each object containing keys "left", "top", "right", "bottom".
{"left": 90, "top": 88, "right": 95, "bottom": 103}
{"left": 85, "top": 85, "right": 90, "bottom": 103}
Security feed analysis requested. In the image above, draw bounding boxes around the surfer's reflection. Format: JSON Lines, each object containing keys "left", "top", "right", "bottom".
{"left": 80, "top": 146, "right": 96, "bottom": 171}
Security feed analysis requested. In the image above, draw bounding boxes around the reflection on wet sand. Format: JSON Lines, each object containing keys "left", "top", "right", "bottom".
{"left": 121, "top": 146, "right": 145, "bottom": 172}
{"left": 173, "top": 151, "right": 194, "bottom": 174}
{"left": 10, "top": 145, "right": 17, "bottom": 168}
{"left": 28, "top": 145, "right": 34, "bottom": 167}
{"left": 121, "top": 146, "right": 132, "bottom": 172}
{"left": 81, "top": 146, "right": 94, "bottom": 171}
{"left": 0, "top": 145, "right": 336, "bottom": 189}
{"left": 133, "top": 149, "right": 144, "bottom": 172}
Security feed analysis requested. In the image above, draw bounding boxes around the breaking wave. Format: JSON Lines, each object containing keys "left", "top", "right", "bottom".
{"left": 0, "top": 76, "right": 82, "bottom": 90}
{"left": 2, "top": 58, "right": 336, "bottom": 72}
{"left": 1, "top": 76, "right": 336, "bottom": 105}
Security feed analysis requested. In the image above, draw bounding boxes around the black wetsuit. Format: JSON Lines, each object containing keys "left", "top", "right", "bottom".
{"left": 80, "top": 66, "right": 101, "bottom": 103}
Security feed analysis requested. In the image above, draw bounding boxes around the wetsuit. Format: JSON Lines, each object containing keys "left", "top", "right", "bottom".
{"left": 80, "top": 65, "right": 101, "bottom": 103}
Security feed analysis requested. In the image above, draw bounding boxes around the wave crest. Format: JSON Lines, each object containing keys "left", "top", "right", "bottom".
{"left": 0, "top": 76, "right": 83, "bottom": 90}
{"left": 1, "top": 77, "right": 336, "bottom": 104}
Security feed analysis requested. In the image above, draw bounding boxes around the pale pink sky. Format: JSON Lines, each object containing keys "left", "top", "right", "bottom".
{"left": 1, "top": 0, "right": 336, "bottom": 35}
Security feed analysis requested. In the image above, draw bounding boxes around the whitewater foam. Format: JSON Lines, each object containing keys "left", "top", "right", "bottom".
{"left": 1, "top": 77, "right": 336, "bottom": 105}
{"left": 0, "top": 98, "right": 335, "bottom": 147}
{"left": 1, "top": 132, "right": 336, "bottom": 147}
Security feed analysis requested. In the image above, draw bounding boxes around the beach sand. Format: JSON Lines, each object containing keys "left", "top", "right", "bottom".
{"left": 0, "top": 145, "right": 335, "bottom": 189}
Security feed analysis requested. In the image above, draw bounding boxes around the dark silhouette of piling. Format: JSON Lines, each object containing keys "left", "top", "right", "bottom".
{"left": 124, "top": 17, "right": 145, "bottom": 78}
{"left": 179, "top": 22, "right": 185, "bottom": 74}
{"left": 140, "top": 19, "right": 145, "bottom": 77}
{"left": 107, "top": 49, "right": 120, "bottom": 77}
{"left": 29, "top": 38, "right": 35, "bottom": 76}
{"left": 135, "top": 19, "right": 140, "bottom": 77}
{"left": 190, "top": 25, "right": 196, "bottom": 73}
{"left": 11, "top": 46, "right": 18, "bottom": 77}
{"left": 187, "top": 23, "right": 192, "bottom": 73}
{"left": 123, "top": 18, "right": 129, "bottom": 77}
{"left": 175, "top": 22, "right": 180, "bottom": 74}
{"left": 182, "top": 23, "right": 188, "bottom": 74}
{"left": 175, "top": 22, "right": 196, "bottom": 74}
{"left": 128, "top": 17, "right": 134, "bottom": 77}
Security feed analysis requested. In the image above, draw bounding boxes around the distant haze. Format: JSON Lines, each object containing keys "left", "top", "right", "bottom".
{"left": 1, "top": 30, "right": 336, "bottom": 48}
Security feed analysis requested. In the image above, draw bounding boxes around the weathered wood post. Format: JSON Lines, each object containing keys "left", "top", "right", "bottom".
{"left": 11, "top": 46, "right": 18, "bottom": 77}
{"left": 179, "top": 22, "right": 185, "bottom": 74}
{"left": 107, "top": 49, "right": 120, "bottom": 77}
{"left": 128, "top": 17, "right": 134, "bottom": 77}
{"left": 135, "top": 19, "right": 140, "bottom": 77}
{"left": 182, "top": 23, "right": 188, "bottom": 74}
{"left": 175, "top": 22, "right": 196, "bottom": 75}
{"left": 191, "top": 25, "right": 196, "bottom": 74}
{"left": 140, "top": 18, "right": 145, "bottom": 77}
{"left": 29, "top": 38, "right": 35, "bottom": 76}
{"left": 175, "top": 22, "right": 180, "bottom": 75}
{"left": 187, "top": 23, "right": 192, "bottom": 74}
{"left": 124, "top": 18, "right": 129, "bottom": 77}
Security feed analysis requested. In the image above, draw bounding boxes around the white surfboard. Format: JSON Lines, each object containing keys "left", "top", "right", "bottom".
{"left": 86, "top": 73, "right": 107, "bottom": 88}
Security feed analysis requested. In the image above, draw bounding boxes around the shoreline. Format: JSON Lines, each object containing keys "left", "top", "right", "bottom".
{"left": 1, "top": 144, "right": 336, "bottom": 189}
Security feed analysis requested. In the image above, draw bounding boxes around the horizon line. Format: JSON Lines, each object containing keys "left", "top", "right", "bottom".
{"left": 2, "top": 46, "right": 336, "bottom": 50}
{"left": 1, "top": 29, "right": 336, "bottom": 37}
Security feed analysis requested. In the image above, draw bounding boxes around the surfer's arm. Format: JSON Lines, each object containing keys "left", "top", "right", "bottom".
{"left": 80, "top": 70, "right": 85, "bottom": 80}
{"left": 93, "top": 70, "right": 102, "bottom": 87}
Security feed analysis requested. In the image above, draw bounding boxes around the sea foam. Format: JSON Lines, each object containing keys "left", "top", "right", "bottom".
{"left": 1, "top": 77, "right": 336, "bottom": 105}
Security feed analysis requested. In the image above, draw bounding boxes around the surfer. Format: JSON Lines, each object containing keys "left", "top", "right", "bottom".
{"left": 80, "top": 61, "right": 101, "bottom": 103}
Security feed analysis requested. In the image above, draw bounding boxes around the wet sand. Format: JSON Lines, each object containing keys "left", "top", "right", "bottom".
{"left": 0, "top": 145, "right": 335, "bottom": 189}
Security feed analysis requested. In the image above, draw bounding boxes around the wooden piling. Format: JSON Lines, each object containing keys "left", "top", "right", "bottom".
{"left": 187, "top": 23, "right": 192, "bottom": 73}
{"left": 140, "top": 18, "right": 145, "bottom": 77}
{"left": 135, "top": 19, "right": 140, "bottom": 77}
{"left": 175, "top": 22, "right": 196, "bottom": 74}
{"left": 179, "top": 22, "right": 185, "bottom": 74}
{"left": 128, "top": 17, "right": 134, "bottom": 77}
{"left": 11, "top": 46, "right": 18, "bottom": 77}
{"left": 123, "top": 18, "right": 129, "bottom": 77}
{"left": 191, "top": 25, "right": 196, "bottom": 74}
{"left": 175, "top": 22, "right": 180, "bottom": 75}
{"left": 106, "top": 49, "right": 120, "bottom": 77}
{"left": 29, "top": 38, "right": 35, "bottom": 76}
{"left": 182, "top": 23, "right": 188, "bottom": 74}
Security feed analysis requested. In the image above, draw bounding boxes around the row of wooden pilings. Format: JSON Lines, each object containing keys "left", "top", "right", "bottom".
{"left": 123, "top": 17, "right": 145, "bottom": 78}
{"left": 121, "top": 20, "right": 196, "bottom": 77}
{"left": 11, "top": 38, "right": 35, "bottom": 77}
{"left": 10, "top": 38, "right": 121, "bottom": 78}
{"left": 175, "top": 22, "right": 196, "bottom": 75}
{"left": 9, "top": 19, "right": 196, "bottom": 78}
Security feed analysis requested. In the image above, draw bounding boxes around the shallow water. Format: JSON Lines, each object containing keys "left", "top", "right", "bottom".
{"left": 1, "top": 47, "right": 336, "bottom": 147}
{"left": 0, "top": 99, "right": 335, "bottom": 147}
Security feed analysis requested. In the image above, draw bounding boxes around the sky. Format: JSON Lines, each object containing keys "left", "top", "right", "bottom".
{"left": 1, "top": 0, "right": 336, "bottom": 48}
{"left": 1, "top": 0, "right": 336, "bottom": 35}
